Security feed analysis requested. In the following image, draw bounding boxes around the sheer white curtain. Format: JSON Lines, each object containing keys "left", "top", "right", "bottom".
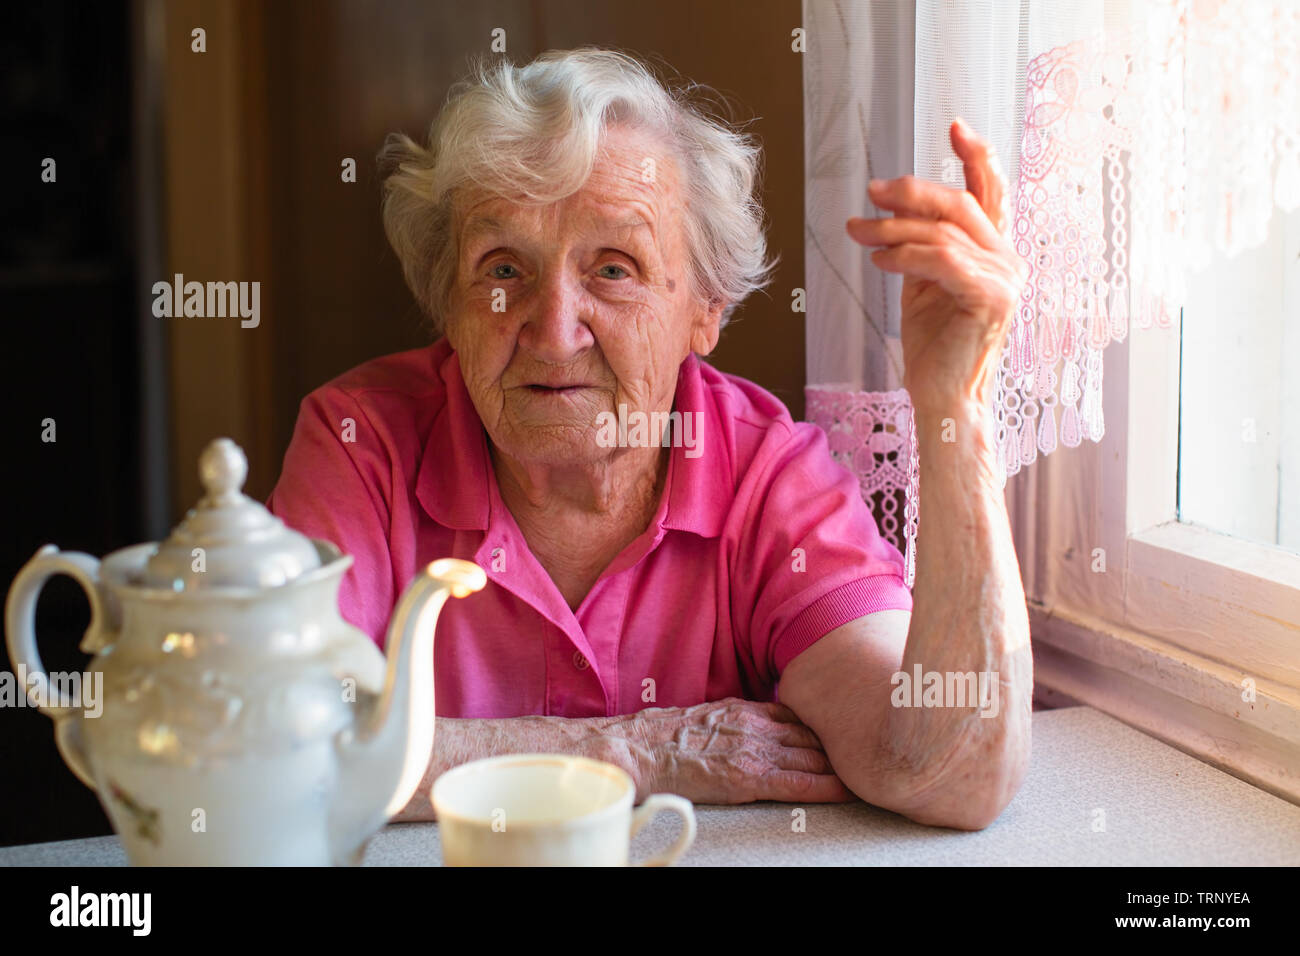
{"left": 802, "top": 0, "right": 1300, "bottom": 586}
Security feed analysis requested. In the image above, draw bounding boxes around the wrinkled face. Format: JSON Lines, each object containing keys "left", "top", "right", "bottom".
{"left": 444, "top": 124, "right": 722, "bottom": 467}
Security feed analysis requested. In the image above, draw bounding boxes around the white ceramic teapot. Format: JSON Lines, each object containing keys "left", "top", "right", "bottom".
{"left": 4, "top": 437, "right": 484, "bottom": 865}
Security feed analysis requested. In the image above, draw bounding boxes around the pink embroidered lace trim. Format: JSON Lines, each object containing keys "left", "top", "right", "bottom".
{"left": 806, "top": 386, "right": 919, "bottom": 588}
{"left": 1002, "top": 1, "right": 1299, "bottom": 475}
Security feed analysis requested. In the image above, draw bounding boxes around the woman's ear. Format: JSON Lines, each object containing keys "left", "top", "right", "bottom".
{"left": 690, "top": 297, "right": 725, "bottom": 355}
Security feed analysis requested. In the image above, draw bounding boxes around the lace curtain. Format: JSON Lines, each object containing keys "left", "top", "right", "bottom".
{"left": 802, "top": 0, "right": 1300, "bottom": 587}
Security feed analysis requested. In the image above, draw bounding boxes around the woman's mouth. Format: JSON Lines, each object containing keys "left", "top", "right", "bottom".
{"left": 525, "top": 384, "right": 589, "bottom": 395}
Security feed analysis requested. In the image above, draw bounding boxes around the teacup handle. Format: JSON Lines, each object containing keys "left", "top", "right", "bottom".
{"left": 628, "top": 794, "right": 696, "bottom": 867}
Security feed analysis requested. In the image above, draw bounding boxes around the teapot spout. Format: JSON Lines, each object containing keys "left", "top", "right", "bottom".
{"left": 335, "top": 559, "right": 485, "bottom": 840}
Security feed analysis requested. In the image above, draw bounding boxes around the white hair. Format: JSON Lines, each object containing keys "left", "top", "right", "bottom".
{"left": 378, "top": 47, "right": 778, "bottom": 333}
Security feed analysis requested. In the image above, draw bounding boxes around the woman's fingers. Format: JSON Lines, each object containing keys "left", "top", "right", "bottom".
{"left": 870, "top": 242, "right": 1025, "bottom": 307}
{"left": 952, "top": 117, "right": 1007, "bottom": 234}
{"left": 772, "top": 745, "right": 839, "bottom": 775}
{"left": 870, "top": 242, "right": 969, "bottom": 289}
{"left": 951, "top": 118, "right": 990, "bottom": 217}
{"left": 758, "top": 769, "right": 856, "bottom": 803}
{"left": 847, "top": 215, "right": 973, "bottom": 250}
{"left": 868, "top": 175, "right": 1003, "bottom": 252}
{"left": 767, "top": 719, "right": 828, "bottom": 750}
{"left": 862, "top": 118, "right": 1009, "bottom": 251}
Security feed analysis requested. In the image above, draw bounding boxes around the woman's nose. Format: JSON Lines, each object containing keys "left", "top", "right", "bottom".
{"left": 517, "top": 269, "right": 595, "bottom": 362}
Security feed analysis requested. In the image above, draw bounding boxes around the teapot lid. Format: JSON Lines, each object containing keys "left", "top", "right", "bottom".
{"left": 141, "top": 438, "right": 322, "bottom": 590}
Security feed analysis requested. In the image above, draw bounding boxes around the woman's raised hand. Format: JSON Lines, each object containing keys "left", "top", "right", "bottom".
{"left": 846, "top": 117, "right": 1029, "bottom": 418}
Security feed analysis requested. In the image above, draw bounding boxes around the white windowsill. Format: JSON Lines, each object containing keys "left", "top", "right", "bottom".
{"left": 1031, "top": 602, "right": 1300, "bottom": 804}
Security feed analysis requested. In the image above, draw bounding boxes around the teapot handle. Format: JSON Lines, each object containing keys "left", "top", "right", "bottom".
{"left": 5, "top": 545, "right": 108, "bottom": 786}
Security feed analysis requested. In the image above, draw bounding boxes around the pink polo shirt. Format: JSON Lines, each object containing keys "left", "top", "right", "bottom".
{"left": 266, "top": 339, "right": 912, "bottom": 718}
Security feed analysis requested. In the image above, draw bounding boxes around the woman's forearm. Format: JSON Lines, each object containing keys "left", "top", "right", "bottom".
{"left": 390, "top": 714, "right": 622, "bottom": 822}
{"left": 885, "top": 399, "right": 1033, "bottom": 829}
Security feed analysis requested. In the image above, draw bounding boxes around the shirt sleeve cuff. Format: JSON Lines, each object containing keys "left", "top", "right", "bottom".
{"left": 772, "top": 574, "right": 914, "bottom": 674}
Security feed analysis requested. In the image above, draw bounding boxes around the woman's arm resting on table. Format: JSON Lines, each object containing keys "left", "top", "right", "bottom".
{"left": 391, "top": 697, "right": 854, "bottom": 821}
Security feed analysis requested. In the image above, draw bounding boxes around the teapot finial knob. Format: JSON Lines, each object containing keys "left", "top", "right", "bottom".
{"left": 199, "top": 438, "right": 248, "bottom": 500}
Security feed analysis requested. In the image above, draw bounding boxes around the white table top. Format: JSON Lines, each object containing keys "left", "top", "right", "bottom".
{"left": 3, "top": 706, "right": 1298, "bottom": 866}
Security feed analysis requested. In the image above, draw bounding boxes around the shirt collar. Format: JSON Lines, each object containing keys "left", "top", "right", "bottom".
{"left": 660, "top": 353, "right": 730, "bottom": 538}
{"left": 416, "top": 345, "right": 491, "bottom": 530}
{"left": 416, "top": 346, "right": 731, "bottom": 538}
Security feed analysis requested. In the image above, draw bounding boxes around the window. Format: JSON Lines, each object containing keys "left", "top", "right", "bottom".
{"left": 1178, "top": 207, "right": 1300, "bottom": 553}
{"left": 1005, "top": 202, "right": 1300, "bottom": 803}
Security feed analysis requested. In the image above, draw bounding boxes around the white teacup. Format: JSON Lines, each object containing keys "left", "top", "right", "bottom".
{"left": 431, "top": 754, "right": 696, "bottom": 866}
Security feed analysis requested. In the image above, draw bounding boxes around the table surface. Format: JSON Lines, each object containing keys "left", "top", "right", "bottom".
{"left": 3, "top": 706, "right": 1299, "bottom": 866}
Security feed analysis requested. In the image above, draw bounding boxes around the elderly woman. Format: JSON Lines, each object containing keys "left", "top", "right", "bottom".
{"left": 268, "top": 48, "right": 1031, "bottom": 829}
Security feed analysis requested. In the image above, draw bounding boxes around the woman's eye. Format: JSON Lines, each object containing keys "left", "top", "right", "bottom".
{"left": 598, "top": 263, "right": 629, "bottom": 280}
{"left": 488, "top": 263, "right": 519, "bottom": 280}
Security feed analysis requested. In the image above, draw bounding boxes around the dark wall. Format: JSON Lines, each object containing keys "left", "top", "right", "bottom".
{"left": 1, "top": 1, "right": 143, "bottom": 847}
